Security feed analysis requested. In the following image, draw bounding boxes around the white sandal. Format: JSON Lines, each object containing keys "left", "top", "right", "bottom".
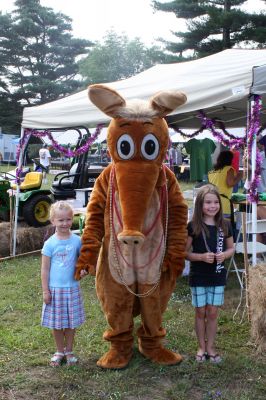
{"left": 50, "top": 352, "right": 65, "bottom": 367}
{"left": 65, "top": 351, "right": 78, "bottom": 366}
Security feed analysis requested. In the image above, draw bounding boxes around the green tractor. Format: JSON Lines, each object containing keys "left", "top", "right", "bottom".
{"left": 0, "top": 171, "right": 52, "bottom": 227}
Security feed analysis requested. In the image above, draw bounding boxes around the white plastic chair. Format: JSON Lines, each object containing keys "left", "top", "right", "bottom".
{"left": 227, "top": 219, "right": 266, "bottom": 287}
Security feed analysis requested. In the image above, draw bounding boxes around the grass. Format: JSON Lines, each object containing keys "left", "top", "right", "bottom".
{"left": 0, "top": 166, "right": 265, "bottom": 399}
{"left": 0, "top": 256, "right": 265, "bottom": 400}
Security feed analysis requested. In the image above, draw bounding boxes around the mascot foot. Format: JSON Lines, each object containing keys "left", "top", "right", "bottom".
{"left": 96, "top": 348, "right": 133, "bottom": 369}
{"left": 139, "top": 345, "right": 182, "bottom": 365}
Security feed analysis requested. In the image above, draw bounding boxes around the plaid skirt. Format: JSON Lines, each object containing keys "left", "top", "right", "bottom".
{"left": 41, "top": 286, "right": 85, "bottom": 329}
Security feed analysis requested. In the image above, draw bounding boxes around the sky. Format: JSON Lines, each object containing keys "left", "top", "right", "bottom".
{"left": 1, "top": 0, "right": 265, "bottom": 46}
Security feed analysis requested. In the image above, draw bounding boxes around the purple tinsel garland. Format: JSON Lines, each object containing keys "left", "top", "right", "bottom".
{"left": 197, "top": 111, "right": 245, "bottom": 149}
{"left": 246, "top": 96, "right": 263, "bottom": 202}
{"left": 15, "top": 124, "right": 104, "bottom": 184}
{"left": 171, "top": 95, "right": 263, "bottom": 202}
{"left": 15, "top": 96, "right": 263, "bottom": 202}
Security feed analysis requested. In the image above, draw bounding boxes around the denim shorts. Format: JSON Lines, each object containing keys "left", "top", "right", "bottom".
{"left": 191, "top": 286, "right": 225, "bottom": 307}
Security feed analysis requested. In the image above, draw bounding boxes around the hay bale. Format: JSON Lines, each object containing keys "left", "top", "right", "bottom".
{"left": 0, "top": 222, "right": 12, "bottom": 258}
{"left": 0, "top": 222, "right": 55, "bottom": 257}
{"left": 249, "top": 264, "right": 266, "bottom": 353}
{"left": 16, "top": 224, "right": 55, "bottom": 255}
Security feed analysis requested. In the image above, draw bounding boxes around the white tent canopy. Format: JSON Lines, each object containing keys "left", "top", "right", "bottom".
{"left": 22, "top": 49, "right": 266, "bottom": 130}
{"left": 41, "top": 127, "right": 245, "bottom": 145}
{"left": 15, "top": 49, "right": 266, "bottom": 263}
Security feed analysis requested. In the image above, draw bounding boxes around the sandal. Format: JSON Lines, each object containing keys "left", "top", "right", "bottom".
{"left": 208, "top": 354, "right": 222, "bottom": 364}
{"left": 65, "top": 351, "right": 78, "bottom": 366}
{"left": 50, "top": 352, "right": 65, "bottom": 367}
{"left": 195, "top": 353, "right": 207, "bottom": 363}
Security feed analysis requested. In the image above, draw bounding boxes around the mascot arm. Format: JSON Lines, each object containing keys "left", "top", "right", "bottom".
{"left": 75, "top": 170, "right": 109, "bottom": 279}
{"left": 163, "top": 171, "right": 188, "bottom": 277}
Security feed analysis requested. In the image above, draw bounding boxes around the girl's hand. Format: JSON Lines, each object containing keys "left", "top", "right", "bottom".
{"left": 202, "top": 252, "right": 215, "bottom": 263}
{"left": 216, "top": 252, "right": 225, "bottom": 263}
{"left": 43, "top": 290, "right": 51, "bottom": 304}
{"left": 80, "top": 269, "right": 88, "bottom": 279}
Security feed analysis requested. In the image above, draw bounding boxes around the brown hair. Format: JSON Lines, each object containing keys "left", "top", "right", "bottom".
{"left": 213, "top": 150, "right": 233, "bottom": 170}
{"left": 192, "top": 184, "right": 228, "bottom": 236}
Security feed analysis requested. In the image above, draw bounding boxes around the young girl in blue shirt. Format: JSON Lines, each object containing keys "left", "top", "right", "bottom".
{"left": 41, "top": 201, "right": 85, "bottom": 366}
{"left": 186, "top": 184, "right": 234, "bottom": 363}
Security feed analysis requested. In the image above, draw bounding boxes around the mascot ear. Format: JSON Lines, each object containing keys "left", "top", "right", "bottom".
{"left": 88, "top": 84, "right": 126, "bottom": 117}
{"left": 150, "top": 91, "right": 187, "bottom": 117}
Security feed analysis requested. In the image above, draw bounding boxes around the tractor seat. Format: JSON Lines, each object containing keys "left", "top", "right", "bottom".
{"left": 51, "top": 163, "right": 80, "bottom": 191}
{"left": 11, "top": 172, "right": 43, "bottom": 191}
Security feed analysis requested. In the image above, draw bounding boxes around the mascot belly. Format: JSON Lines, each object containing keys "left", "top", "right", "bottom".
{"left": 75, "top": 84, "right": 188, "bottom": 369}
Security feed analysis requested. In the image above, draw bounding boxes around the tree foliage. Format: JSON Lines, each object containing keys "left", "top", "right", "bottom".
{"left": 78, "top": 30, "right": 180, "bottom": 85}
{"left": 0, "top": 94, "right": 22, "bottom": 134}
{"left": 0, "top": 0, "right": 93, "bottom": 133}
{"left": 152, "top": 0, "right": 266, "bottom": 58}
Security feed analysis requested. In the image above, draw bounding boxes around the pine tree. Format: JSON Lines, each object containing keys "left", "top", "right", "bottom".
{"left": 152, "top": 0, "right": 266, "bottom": 58}
{"left": 0, "top": 0, "right": 93, "bottom": 107}
{"left": 78, "top": 30, "right": 180, "bottom": 85}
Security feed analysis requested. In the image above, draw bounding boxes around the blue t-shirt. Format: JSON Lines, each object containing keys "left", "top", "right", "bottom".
{"left": 42, "top": 233, "right": 81, "bottom": 288}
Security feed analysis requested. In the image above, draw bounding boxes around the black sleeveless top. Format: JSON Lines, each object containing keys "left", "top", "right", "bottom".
{"left": 187, "top": 221, "right": 232, "bottom": 287}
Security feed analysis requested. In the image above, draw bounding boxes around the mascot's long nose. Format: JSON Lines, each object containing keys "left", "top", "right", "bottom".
{"left": 115, "top": 161, "right": 160, "bottom": 246}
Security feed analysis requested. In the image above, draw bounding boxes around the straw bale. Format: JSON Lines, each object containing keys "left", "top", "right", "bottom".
{"left": 0, "top": 222, "right": 12, "bottom": 258}
{"left": 0, "top": 222, "right": 54, "bottom": 258}
{"left": 249, "top": 264, "right": 266, "bottom": 353}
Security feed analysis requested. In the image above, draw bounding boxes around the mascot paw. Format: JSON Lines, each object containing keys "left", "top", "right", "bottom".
{"left": 96, "top": 348, "right": 133, "bottom": 369}
{"left": 74, "top": 270, "right": 81, "bottom": 280}
{"left": 139, "top": 345, "right": 182, "bottom": 365}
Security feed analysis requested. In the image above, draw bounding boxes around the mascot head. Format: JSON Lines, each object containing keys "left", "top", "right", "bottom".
{"left": 88, "top": 84, "right": 186, "bottom": 245}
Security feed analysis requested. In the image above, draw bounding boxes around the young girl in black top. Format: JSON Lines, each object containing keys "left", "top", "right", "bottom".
{"left": 186, "top": 184, "right": 234, "bottom": 363}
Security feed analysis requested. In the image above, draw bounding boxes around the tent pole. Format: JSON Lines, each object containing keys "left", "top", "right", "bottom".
{"left": 12, "top": 127, "right": 25, "bottom": 256}
{"left": 248, "top": 96, "right": 257, "bottom": 266}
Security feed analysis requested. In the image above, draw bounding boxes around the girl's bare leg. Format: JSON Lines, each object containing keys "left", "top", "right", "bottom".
{"left": 205, "top": 305, "right": 219, "bottom": 355}
{"left": 195, "top": 306, "right": 207, "bottom": 355}
{"left": 64, "top": 328, "right": 76, "bottom": 352}
{"left": 64, "top": 328, "right": 77, "bottom": 364}
{"left": 52, "top": 329, "right": 65, "bottom": 353}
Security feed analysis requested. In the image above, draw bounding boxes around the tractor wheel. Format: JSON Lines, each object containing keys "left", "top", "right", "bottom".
{"left": 23, "top": 195, "right": 52, "bottom": 227}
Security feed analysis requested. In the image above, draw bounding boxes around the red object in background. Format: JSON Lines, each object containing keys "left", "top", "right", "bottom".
{"left": 231, "top": 150, "right": 240, "bottom": 172}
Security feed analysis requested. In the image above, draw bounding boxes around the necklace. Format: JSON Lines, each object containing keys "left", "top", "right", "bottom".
{"left": 202, "top": 225, "right": 224, "bottom": 273}
{"left": 202, "top": 228, "right": 215, "bottom": 253}
{"left": 109, "top": 165, "right": 168, "bottom": 297}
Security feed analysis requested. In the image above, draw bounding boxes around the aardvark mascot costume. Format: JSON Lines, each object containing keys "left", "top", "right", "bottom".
{"left": 75, "top": 84, "right": 188, "bottom": 369}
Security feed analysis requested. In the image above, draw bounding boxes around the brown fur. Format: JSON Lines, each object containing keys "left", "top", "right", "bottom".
{"left": 76, "top": 85, "right": 188, "bottom": 368}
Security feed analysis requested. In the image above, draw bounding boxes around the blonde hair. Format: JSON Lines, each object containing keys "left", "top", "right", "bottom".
{"left": 49, "top": 201, "right": 74, "bottom": 220}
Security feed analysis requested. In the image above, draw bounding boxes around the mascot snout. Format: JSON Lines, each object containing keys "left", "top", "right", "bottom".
{"left": 114, "top": 160, "right": 160, "bottom": 246}
{"left": 117, "top": 232, "right": 144, "bottom": 246}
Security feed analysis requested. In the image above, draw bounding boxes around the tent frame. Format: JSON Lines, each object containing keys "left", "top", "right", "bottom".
{"left": 15, "top": 51, "right": 266, "bottom": 261}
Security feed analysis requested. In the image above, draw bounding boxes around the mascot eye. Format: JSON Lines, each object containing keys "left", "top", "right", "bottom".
{"left": 141, "top": 134, "right": 159, "bottom": 160}
{"left": 117, "top": 134, "right": 135, "bottom": 160}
